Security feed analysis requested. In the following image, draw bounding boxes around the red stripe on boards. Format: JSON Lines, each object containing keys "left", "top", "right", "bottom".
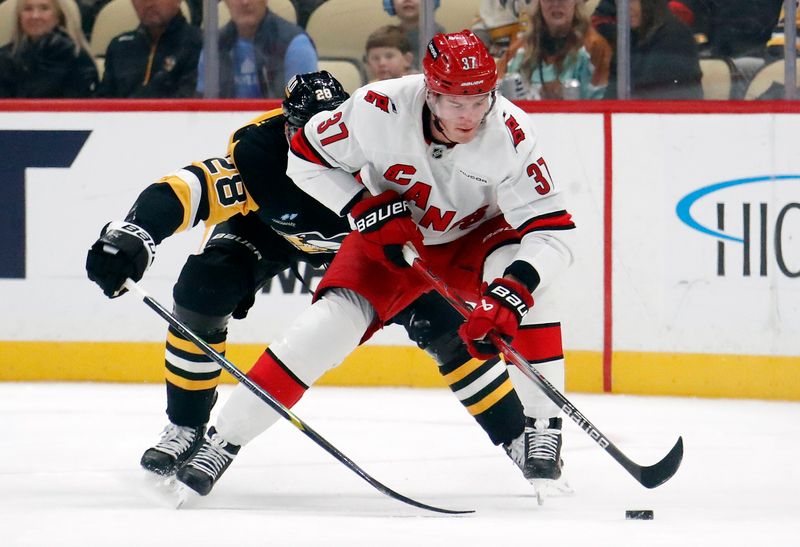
{"left": 603, "top": 112, "right": 613, "bottom": 393}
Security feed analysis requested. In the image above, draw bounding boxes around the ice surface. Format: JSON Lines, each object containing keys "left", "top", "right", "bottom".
{"left": 2, "top": 383, "right": 798, "bottom": 546}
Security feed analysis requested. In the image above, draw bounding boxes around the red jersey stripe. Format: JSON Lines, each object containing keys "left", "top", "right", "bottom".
{"left": 290, "top": 126, "right": 332, "bottom": 168}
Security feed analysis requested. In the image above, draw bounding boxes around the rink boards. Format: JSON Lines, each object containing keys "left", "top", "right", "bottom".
{"left": 0, "top": 100, "right": 797, "bottom": 399}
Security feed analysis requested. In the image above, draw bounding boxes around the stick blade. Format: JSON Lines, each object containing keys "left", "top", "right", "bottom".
{"left": 639, "top": 436, "right": 684, "bottom": 488}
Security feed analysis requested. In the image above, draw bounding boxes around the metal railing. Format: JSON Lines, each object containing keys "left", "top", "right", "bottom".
{"left": 198, "top": 0, "right": 798, "bottom": 100}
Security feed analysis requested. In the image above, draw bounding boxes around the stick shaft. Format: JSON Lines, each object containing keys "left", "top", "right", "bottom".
{"left": 401, "top": 245, "right": 683, "bottom": 489}
{"left": 123, "top": 279, "right": 473, "bottom": 513}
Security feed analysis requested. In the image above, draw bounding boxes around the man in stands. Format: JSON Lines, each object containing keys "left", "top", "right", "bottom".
{"left": 196, "top": 0, "right": 317, "bottom": 98}
{"left": 97, "top": 0, "right": 201, "bottom": 97}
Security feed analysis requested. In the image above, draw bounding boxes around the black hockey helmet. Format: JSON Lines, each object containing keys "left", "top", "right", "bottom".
{"left": 282, "top": 71, "right": 349, "bottom": 129}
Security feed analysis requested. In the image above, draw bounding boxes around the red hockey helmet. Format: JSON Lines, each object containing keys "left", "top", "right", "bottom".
{"left": 423, "top": 30, "right": 497, "bottom": 95}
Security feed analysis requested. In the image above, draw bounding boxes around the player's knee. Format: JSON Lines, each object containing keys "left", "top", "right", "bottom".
{"left": 173, "top": 248, "right": 256, "bottom": 319}
{"left": 395, "top": 292, "right": 467, "bottom": 365}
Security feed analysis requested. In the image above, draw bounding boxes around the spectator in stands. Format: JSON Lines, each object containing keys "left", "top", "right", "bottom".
{"left": 679, "top": 0, "right": 782, "bottom": 59}
{"left": 472, "top": 0, "right": 533, "bottom": 58}
{"left": 383, "top": 0, "right": 444, "bottom": 68}
{"left": 364, "top": 24, "right": 415, "bottom": 82}
{"left": 197, "top": 0, "right": 317, "bottom": 98}
{"left": 0, "top": 0, "right": 98, "bottom": 97}
{"left": 604, "top": 0, "right": 702, "bottom": 99}
{"left": 765, "top": 3, "right": 800, "bottom": 62}
{"left": 500, "top": 0, "right": 611, "bottom": 100}
{"left": 592, "top": 0, "right": 782, "bottom": 59}
{"left": 97, "top": 0, "right": 201, "bottom": 97}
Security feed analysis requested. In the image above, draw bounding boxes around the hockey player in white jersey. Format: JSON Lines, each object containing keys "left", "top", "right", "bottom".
{"left": 177, "top": 30, "right": 577, "bottom": 503}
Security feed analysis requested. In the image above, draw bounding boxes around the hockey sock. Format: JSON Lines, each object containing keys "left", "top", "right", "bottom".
{"left": 164, "top": 326, "right": 224, "bottom": 426}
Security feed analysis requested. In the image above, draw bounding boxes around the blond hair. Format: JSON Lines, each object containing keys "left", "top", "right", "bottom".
{"left": 11, "top": 0, "right": 91, "bottom": 55}
{"left": 518, "top": 0, "right": 589, "bottom": 81}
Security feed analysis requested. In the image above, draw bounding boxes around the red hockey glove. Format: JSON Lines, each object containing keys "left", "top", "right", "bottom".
{"left": 350, "top": 190, "right": 422, "bottom": 269}
{"left": 458, "top": 278, "right": 534, "bottom": 360}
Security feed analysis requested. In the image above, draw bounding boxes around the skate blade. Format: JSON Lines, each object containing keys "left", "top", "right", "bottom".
{"left": 173, "top": 482, "right": 197, "bottom": 509}
{"left": 139, "top": 472, "right": 197, "bottom": 509}
{"left": 530, "top": 477, "right": 574, "bottom": 506}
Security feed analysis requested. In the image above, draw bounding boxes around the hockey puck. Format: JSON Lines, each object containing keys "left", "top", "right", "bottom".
{"left": 625, "top": 510, "right": 654, "bottom": 520}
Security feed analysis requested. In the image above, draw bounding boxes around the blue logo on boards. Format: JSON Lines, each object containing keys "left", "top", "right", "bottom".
{"left": 0, "top": 130, "right": 91, "bottom": 278}
{"left": 675, "top": 175, "right": 800, "bottom": 277}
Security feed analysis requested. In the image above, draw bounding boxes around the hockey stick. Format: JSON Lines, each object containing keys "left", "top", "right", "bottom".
{"left": 123, "top": 279, "right": 472, "bottom": 515}
{"left": 401, "top": 244, "right": 683, "bottom": 489}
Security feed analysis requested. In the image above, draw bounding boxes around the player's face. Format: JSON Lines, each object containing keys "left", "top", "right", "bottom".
{"left": 19, "top": 0, "right": 60, "bottom": 40}
{"left": 431, "top": 92, "right": 493, "bottom": 143}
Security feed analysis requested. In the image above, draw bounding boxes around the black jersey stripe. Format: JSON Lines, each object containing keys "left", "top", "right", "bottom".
{"left": 165, "top": 361, "right": 222, "bottom": 382}
{"left": 168, "top": 325, "right": 226, "bottom": 345}
{"left": 460, "top": 373, "right": 513, "bottom": 409}
{"left": 449, "top": 359, "right": 503, "bottom": 393}
{"left": 166, "top": 344, "right": 218, "bottom": 363}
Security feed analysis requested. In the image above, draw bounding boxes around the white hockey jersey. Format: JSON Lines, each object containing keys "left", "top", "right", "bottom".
{"left": 287, "top": 74, "right": 576, "bottom": 288}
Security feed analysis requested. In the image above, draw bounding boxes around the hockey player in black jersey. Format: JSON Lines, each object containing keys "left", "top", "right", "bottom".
{"left": 87, "top": 72, "right": 354, "bottom": 477}
{"left": 86, "top": 72, "right": 558, "bottom": 501}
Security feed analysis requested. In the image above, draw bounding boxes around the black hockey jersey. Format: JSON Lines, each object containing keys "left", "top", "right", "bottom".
{"left": 125, "top": 109, "right": 350, "bottom": 258}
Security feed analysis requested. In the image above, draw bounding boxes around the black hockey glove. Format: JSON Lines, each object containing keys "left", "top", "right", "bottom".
{"left": 86, "top": 221, "right": 156, "bottom": 298}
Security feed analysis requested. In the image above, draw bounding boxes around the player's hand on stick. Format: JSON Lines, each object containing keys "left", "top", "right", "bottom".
{"left": 86, "top": 221, "right": 156, "bottom": 297}
{"left": 350, "top": 190, "right": 422, "bottom": 270}
{"left": 458, "top": 278, "right": 533, "bottom": 359}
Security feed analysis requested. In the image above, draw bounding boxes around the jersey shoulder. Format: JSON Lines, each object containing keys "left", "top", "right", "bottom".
{"left": 489, "top": 96, "right": 540, "bottom": 156}
{"left": 348, "top": 74, "right": 425, "bottom": 118}
{"left": 229, "top": 108, "right": 285, "bottom": 148}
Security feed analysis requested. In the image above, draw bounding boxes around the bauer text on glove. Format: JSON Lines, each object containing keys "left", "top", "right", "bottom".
{"left": 86, "top": 221, "right": 156, "bottom": 297}
{"left": 458, "top": 278, "right": 534, "bottom": 359}
{"left": 349, "top": 190, "right": 423, "bottom": 268}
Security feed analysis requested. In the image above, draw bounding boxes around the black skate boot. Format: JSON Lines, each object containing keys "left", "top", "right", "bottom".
{"left": 504, "top": 417, "right": 570, "bottom": 503}
{"left": 176, "top": 427, "right": 240, "bottom": 496}
{"left": 140, "top": 423, "right": 206, "bottom": 476}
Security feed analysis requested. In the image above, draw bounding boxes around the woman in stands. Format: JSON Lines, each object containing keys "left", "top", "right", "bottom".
{"left": 0, "top": 0, "right": 98, "bottom": 97}
{"left": 500, "top": 0, "right": 611, "bottom": 100}
{"left": 604, "top": 0, "right": 702, "bottom": 99}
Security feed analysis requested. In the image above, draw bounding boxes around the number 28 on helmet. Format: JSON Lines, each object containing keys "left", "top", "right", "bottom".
{"left": 283, "top": 70, "right": 350, "bottom": 136}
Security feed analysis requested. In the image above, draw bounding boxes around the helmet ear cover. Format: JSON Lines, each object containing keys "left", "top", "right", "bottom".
{"left": 423, "top": 30, "right": 498, "bottom": 96}
{"left": 282, "top": 70, "right": 350, "bottom": 130}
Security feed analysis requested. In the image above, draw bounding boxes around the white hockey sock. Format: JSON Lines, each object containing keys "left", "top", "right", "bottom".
{"left": 507, "top": 358, "right": 565, "bottom": 419}
{"left": 215, "top": 289, "right": 375, "bottom": 446}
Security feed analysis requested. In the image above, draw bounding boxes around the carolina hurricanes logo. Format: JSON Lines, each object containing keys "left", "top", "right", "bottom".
{"left": 504, "top": 114, "right": 525, "bottom": 149}
{"left": 364, "top": 90, "right": 393, "bottom": 113}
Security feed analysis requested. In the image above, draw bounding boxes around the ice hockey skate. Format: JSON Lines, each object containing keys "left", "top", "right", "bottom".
{"left": 140, "top": 423, "right": 206, "bottom": 476}
{"left": 175, "top": 426, "right": 240, "bottom": 497}
{"left": 504, "top": 417, "right": 573, "bottom": 505}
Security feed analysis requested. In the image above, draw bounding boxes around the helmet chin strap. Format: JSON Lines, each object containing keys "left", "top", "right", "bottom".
{"left": 431, "top": 113, "right": 458, "bottom": 145}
